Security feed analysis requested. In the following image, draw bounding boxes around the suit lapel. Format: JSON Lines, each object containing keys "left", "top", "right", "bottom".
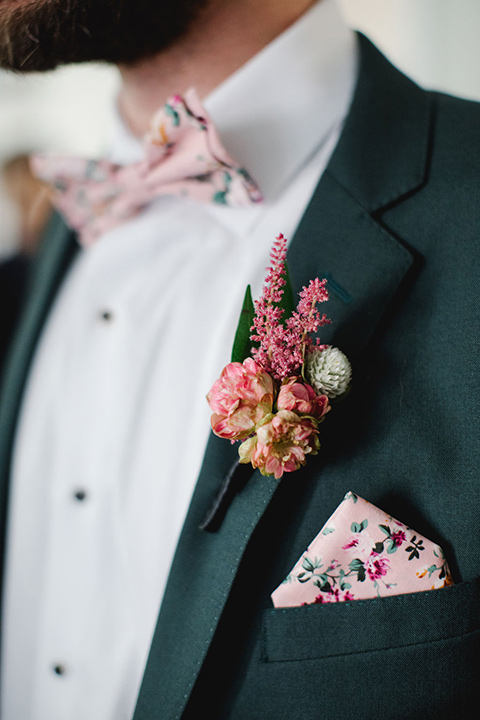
{"left": 287, "top": 170, "right": 413, "bottom": 362}
{"left": 0, "top": 213, "right": 78, "bottom": 591}
{"left": 287, "top": 34, "right": 432, "bottom": 362}
{"left": 133, "top": 434, "right": 277, "bottom": 720}
{"left": 328, "top": 35, "right": 431, "bottom": 213}
{"left": 134, "top": 36, "right": 433, "bottom": 719}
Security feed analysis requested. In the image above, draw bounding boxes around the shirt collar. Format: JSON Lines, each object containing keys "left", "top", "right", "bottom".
{"left": 110, "top": 0, "right": 357, "bottom": 201}
{"left": 204, "top": 0, "right": 357, "bottom": 202}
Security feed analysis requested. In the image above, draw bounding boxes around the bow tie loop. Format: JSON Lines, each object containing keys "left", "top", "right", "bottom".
{"left": 32, "top": 88, "right": 263, "bottom": 247}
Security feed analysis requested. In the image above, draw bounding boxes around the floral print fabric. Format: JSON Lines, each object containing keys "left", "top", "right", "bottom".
{"left": 31, "top": 89, "right": 262, "bottom": 247}
{"left": 271, "top": 491, "right": 453, "bottom": 607}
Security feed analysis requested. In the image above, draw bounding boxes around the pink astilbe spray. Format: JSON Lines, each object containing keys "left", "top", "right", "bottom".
{"left": 250, "top": 234, "right": 330, "bottom": 381}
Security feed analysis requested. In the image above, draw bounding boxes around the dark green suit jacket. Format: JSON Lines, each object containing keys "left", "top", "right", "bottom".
{"left": 0, "top": 37, "right": 479, "bottom": 719}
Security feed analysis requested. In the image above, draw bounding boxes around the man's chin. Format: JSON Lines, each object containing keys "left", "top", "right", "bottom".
{"left": 0, "top": 0, "right": 209, "bottom": 73}
{"left": 0, "top": 0, "right": 86, "bottom": 73}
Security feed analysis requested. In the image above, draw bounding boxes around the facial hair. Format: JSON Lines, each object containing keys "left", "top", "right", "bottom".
{"left": 0, "top": 0, "right": 209, "bottom": 72}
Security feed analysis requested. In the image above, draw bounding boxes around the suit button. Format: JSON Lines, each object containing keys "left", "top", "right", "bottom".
{"left": 100, "top": 310, "right": 114, "bottom": 321}
{"left": 74, "top": 489, "right": 87, "bottom": 501}
{"left": 53, "top": 664, "right": 66, "bottom": 676}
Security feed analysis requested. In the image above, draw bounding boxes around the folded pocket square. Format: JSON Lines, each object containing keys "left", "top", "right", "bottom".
{"left": 271, "top": 491, "right": 453, "bottom": 608}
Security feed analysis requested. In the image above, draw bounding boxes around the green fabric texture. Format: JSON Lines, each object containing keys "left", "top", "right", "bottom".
{"left": 0, "top": 36, "right": 479, "bottom": 719}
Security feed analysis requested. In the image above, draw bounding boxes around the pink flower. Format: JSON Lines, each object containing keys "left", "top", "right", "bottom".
{"left": 313, "top": 592, "right": 334, "bottom": 604}
{"left": 342, "top": 533, "right": 374, "bottom": 556}
{"left": 250, "top": 234, "right": 329, "bottom": 382}
{"left": 207, "top": 358, "right": 274, "bottom": 440}
{"left": 391, "top": 530, "right": 407, "bottom": 547}
{"left": 238, "top": 409, "right": 319, "bottom": 479}
{"left": 366, "top": 556, "right": 390, "bottom": 581}
{"left": 277, "top": 378, "right": 330, "bottom": 419}
{"left": 312, "top": 589, "right": 354, "bottom": 604}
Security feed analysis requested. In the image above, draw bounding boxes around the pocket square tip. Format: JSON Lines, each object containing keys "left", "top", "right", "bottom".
{"left": 271, "top": 491, "right": 453, "bottom": 608}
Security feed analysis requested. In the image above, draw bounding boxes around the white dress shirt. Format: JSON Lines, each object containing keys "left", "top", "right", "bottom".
{"left": 1, "top": 1, "right": 358, "bottom": 718}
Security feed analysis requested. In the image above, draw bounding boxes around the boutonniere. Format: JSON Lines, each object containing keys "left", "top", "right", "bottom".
{"left": 207, "top": 234, "right": 351, "bottom": 480}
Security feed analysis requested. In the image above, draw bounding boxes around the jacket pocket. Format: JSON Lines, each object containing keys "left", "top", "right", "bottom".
{"left": 263, "top": 576, "right": 480, "bottom": 662}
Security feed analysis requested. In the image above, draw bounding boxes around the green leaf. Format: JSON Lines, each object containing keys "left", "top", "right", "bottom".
{"left": 322, "top": 526, "right": 335, "bottom": 535}
{"left": 373, "top": 542, "right": 384, "bottom": 554}
{"left": 302, "top": 557, "right": 315, "bottom": 572}
{"left": 379, "top": 524, "right": 391, "bottom": 536}
{"left": 348, "top": 558, "right": 364, "bottom": 571}
{"left": 213, "top": 190, "right": 228, "bottom": 205}
{"left": 351, "top": 519, "right": 367, "bottom": 533}
{"left": 357, "top": 567, "right": 366, "bottom": 583}
{"left": 164, "top": 104, "right": 180, "bottom": 126}
{"left": 231, "top": 285, "right": 255, "bottom": 363}
{"left": 348, "top": 558, "right": 366, "bottom": 582}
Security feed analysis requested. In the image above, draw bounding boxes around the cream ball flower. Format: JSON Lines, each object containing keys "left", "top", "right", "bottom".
{"left": 305, "top": 346, "right": 352, "bottom": 399}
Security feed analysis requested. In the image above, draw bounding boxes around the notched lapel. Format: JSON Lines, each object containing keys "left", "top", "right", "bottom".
{"left": 329, "top": 34, "right": 432, "bottom": 213}
{"left": 288, "top": 171, "right": 414, "bottom": 361}
{"left": 287, "top": 34, "right": 434, "bottom": 362}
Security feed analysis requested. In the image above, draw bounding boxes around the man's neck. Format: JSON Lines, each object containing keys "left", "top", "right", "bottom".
{"left": 117, "top": 0, "right": 318, "bottom": 137}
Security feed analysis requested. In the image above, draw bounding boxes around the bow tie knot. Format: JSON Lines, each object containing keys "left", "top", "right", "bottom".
{"left": 32, "top": 89, "right": 263, "bottom": 246}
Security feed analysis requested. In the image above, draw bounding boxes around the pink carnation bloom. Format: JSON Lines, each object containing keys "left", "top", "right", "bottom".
{"left": 238, "top": 409, "right": 319, "bottom": 479}
{"left": 391, "top": 530, "right": 407, "bottom": 547}
{"left": 207, "top": 358, "right": 274, "bottom": 441}
{"left": 277, "top": 378, "right": 330, "bottom": 420}
{"left": 366, "top": 556, "right": 390, "bottom": 581}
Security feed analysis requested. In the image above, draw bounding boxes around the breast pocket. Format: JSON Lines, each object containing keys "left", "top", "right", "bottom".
{"left": 243, "top": 578, "right": 480, "bottom": 720}
{"left": 263, "top": 577, "right": 480, "bottom": 662}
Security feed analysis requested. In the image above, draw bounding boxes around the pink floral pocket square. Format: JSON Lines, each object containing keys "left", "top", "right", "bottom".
{"left": 271, "top": 491, "right": 453, "bottom": 608}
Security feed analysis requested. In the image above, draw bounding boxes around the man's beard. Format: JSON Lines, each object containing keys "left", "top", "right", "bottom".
{"left": 0, "top": 0, "right": 209, "bottom": 72}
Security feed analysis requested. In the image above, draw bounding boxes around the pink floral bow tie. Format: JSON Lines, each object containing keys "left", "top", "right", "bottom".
{"left": 31, "top": 89, "right": 263, "bottom": 246}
